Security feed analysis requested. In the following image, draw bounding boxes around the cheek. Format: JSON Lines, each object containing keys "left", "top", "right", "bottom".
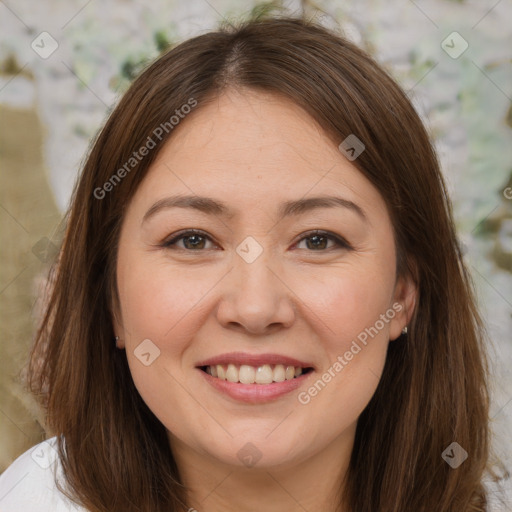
{"left": 295, "top": 267, "right": 394, "bottom": 416}
{"left": 306, "top": 263, "right": 396, "bottom": 344}
{"left": 118, "top": 259, "right": 202, "bottom": 431}
{"left": 117, "top": 255, "right": 211, "bottom": 342}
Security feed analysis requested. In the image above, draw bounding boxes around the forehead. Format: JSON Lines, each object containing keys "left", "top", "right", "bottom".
{"left": 162, "top": 89, "right": 340, "bottom": 171}
{"left": 130, "top": 89, "right": 390, "bottom": 224}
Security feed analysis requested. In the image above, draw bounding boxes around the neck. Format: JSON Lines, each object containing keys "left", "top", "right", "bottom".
{"left": 169, "top": 423, "right": 355, "bottom": 512}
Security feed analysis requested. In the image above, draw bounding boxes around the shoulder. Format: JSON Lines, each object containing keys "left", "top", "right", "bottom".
{"left": 0, "top": 437, "right": 87, "bottom": 512}
{"left": 485, "top": 475, "right": 512, "bottom": 512}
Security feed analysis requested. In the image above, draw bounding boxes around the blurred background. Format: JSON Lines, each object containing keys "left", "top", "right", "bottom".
{"left": 0, "top": 0, "right": 511, "bottom": 504}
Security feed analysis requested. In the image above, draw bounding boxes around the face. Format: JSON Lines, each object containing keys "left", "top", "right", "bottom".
{"left": 113, "top": 89, "right": 415, "bottom": 471}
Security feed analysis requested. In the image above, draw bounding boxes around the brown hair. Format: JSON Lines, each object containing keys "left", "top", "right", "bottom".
{"left": 28, "top": 14, "right": 495, "bottom": 512}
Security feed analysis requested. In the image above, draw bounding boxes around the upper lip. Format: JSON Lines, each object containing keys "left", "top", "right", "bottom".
{"left": 196, "top": 352, "right": 314, "bottom": 369}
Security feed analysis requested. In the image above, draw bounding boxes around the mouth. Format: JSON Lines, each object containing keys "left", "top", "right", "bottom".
{"left": 195, "top": 352, "right": 315, "bottom": 403}
{"left": 198, "top": 363, "right": 314, "bottom": 384}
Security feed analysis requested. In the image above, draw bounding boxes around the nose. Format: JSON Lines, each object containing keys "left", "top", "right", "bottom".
{"left": 215, "top": 248, "right": 296, "bottom": 335}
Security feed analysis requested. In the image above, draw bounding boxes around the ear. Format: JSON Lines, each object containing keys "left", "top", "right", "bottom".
{"left": 388, "top": 270, "right": 417, "bottom": 341}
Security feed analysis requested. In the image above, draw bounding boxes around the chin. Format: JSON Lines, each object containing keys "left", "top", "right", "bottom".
{"left": 202, "top": 431, "right": 309, "bottom": 470}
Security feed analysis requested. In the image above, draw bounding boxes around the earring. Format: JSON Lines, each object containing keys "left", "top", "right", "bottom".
{"left": 401, "top": 326, "right": 408, "bottom": 335}
{"left": 114, "top": 336, "right": 120, "bottom": 348}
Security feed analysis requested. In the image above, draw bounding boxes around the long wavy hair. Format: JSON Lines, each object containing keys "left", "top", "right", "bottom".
{"left": 28, "top": 14, "right": 495, "bottom": 512}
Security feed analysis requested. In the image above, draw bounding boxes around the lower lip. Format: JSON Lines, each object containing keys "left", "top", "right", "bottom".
{"left": 197, "top": 368, "right": 313, "bottom": 403}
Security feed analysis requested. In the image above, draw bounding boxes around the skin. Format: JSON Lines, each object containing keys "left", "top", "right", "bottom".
{"left": 113, "top": 88, "right": 417, "bottom": 512}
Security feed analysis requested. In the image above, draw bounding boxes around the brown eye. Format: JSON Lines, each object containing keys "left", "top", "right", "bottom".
{"left": 163, "top": 230, "right": 216, "bottom": 251}
{"left": 295, "top": 231, "right": 352, "bottom": 251}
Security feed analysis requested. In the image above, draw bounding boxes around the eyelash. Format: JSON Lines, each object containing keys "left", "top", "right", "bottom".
{"left": 161, "top": 229, "right": 352, "bottom": 252}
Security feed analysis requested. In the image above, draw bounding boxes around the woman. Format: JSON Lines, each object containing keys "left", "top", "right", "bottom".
{"left": 0, "top": 14, "right": 499, "bottom": 512}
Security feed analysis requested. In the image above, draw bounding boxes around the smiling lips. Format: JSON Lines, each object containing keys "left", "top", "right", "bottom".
{"left": 196, "top": 352, "right": 314, "bottom": 402}
{"left": 196, "top": 351, "right": 314, "bottom": 384}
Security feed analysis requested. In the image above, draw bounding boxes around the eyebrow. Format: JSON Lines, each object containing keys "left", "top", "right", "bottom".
{"left": 142, "top": 194, "right": 368, "bottom": 223}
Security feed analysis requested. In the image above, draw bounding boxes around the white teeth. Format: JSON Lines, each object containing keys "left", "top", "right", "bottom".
{"left": 239, "top": 365, "right": 256, "bottom": 384}
{"left": 226, "top": 363, "right": 238, "bottom": 383}
{"left": 255, "top": 364, "right": 273, "bottom": 384}
{"left": 273, "top": 364, "right": 286, "bottom": 382}
{"left": 204, "top": 364, "right": 306, "bottom": 384}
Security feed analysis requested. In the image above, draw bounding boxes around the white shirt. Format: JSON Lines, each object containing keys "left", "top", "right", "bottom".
{"left": 0, "top": 437, "right": 87, "bottom": 511}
